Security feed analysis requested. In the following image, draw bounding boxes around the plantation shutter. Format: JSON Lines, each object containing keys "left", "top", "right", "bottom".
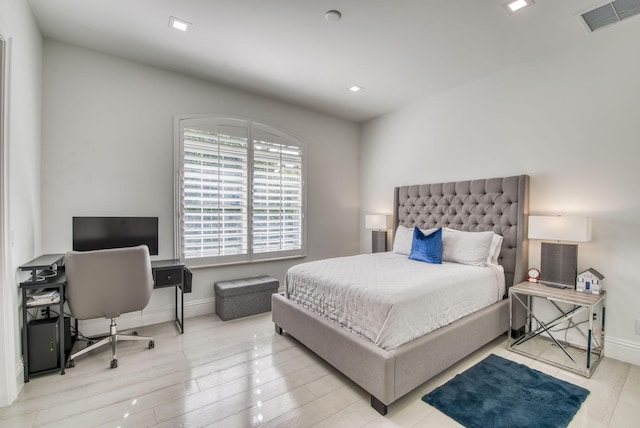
{"left": 182, "top": 123, "right": 249, "bottom": 264}
{"left": 252, "top": 129, "right": 304, "bottom": 258}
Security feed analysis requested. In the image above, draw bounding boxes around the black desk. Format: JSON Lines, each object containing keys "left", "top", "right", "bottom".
{"left": 19, "top": 254, "right": 73, "bottom": 382}
{"left": 151, "top": 259, "right": 185, "bottom": 334}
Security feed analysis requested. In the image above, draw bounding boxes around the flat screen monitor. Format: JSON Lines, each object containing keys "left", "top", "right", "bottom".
{"left": 72, "top": 217, "right": 159, "bottom": 255}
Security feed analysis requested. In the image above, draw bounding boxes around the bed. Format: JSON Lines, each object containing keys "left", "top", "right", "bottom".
{"left": 272, "top": 175, "right": 529, "bottom": 414}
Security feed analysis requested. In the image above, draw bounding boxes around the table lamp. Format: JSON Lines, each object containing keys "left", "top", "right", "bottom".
{"left": 528, "top": 215, "right": 592, "bottom": 288}
{"left": 365, "top": 214, "right": 389, "bottom": 253}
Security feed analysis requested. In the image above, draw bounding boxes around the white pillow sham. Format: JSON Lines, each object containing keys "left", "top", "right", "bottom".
{"left": 487, "top": 233, "right": 503, "bottom": 266}
{"left": 392, "top": 225, "right": 414, "bottom": 255}
{"left": 442, "top": 228, "right": 495, "bottom": 267}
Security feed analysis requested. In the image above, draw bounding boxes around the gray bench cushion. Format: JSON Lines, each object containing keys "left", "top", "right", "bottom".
{"left": 214, "top": 276, "right": 279, "bottom": 296}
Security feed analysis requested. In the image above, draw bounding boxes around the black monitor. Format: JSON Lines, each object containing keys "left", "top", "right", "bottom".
{"left": 72, "top": 217, "right": 159, "bottom": 255}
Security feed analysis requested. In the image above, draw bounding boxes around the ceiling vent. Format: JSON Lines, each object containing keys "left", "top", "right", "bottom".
{"left": 581, "top": 0, "right": 640, "bottom": 32}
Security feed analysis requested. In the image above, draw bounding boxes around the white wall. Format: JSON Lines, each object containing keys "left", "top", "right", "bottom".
{"left": 40, "top": 40, "right": 360, "bottom": 336}
{"left": 360, "top": 20, "right": 640, "bottom": 364}
{"left": 0, "top": 0, "right": 43, "bottom": 407}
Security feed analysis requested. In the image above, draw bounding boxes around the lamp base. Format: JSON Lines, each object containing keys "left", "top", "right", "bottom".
{"left": 371, "top": 230, "right": 387, "bottom": 253}
{"left": 540, "top": 242, "right": 578, "bottom": 289}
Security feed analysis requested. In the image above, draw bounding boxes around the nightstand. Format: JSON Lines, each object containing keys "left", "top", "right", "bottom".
{"left": 508, "top": 281, "right": 605, "bottom": 378}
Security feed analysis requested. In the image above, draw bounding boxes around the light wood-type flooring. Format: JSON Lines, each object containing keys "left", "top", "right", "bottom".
{"left": 1, "top": 312, "right": 638, "bottom": 427}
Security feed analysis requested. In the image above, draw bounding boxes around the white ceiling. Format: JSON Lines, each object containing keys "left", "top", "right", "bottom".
{"left": 28, "top": 0, "right": 610, "bottom": 122}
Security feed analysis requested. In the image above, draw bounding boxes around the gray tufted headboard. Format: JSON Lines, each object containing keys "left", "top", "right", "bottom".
{"left": 393, "top": 175, "right": 529, "bottom": 289}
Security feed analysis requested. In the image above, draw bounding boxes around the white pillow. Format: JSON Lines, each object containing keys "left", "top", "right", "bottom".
{"left": 392, "top": 225, "right": 413, "bottom": 255}
{"left": 393, "top": 225, "right": 437, "bottom": 255}
{"left": 487, "top": 233, "right": 503, "bottom": 266}
{"left": 442, "top": 228, "right": 494, "bottom": 267}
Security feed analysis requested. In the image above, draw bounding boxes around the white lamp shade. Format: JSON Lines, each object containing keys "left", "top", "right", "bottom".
{"left": 528, "top": 216, "right": 592, "bottom": 242}
{"left": 365, "top": 214, "right": 388, "bottom": 230}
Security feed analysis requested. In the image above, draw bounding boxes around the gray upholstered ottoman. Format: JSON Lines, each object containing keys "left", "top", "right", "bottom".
{"left": 214, "top": 276, "right": 279, "bottom": 321}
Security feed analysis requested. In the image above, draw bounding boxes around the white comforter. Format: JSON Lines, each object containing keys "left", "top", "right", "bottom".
{"left": 285, "top": 252, "right": 505, "bottom": 350}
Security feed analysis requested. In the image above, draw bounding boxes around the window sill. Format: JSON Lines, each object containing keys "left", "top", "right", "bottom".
{"left": 185, "top": 254, "right": 307, "bottom": 270}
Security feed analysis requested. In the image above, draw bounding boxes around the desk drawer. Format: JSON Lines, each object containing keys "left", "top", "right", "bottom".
{"left": 154, "top": 267, "right": 183, "bottom": 288}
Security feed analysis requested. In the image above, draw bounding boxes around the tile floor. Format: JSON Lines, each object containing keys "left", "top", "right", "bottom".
{"left": 1, "top": 312, "right": 638, "bottom": 427}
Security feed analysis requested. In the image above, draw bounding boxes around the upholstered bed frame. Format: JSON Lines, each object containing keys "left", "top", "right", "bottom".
{"left": 272, "top": 175, "right": 529, "bottom": 414}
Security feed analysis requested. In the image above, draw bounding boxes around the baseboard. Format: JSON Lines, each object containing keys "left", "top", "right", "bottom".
{"left": 605, "top": 336, "right": 640, "bottom": 366}
{"left": 16, "top": 357, "right": 23, "bottom": 377}
{"left": 78, "top": 297, "right": 215, "bottom": 337}
{"left": 6, "top": 358, "right": 23, "bottom": 406}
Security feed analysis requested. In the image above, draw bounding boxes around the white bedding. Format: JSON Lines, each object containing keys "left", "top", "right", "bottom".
{"left": 285, "top": 252, "right": 505, "bottom": 350}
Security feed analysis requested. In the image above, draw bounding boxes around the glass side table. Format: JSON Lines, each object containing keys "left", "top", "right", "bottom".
{"left": 508, "top": 281, "right": 605, "bottom": 378}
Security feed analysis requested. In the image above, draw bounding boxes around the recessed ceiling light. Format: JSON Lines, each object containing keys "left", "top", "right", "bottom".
{"left": 503, "top": 0, "right": 534, "bottom": 14}
{"left": 348, "top": 85, "right": 363, "bottom": 93}
{"left": 169, "top": 16, "right": 191, "bottom": 32}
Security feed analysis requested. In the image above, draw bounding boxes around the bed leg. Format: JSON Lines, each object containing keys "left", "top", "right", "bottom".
{"left": 370, "top": 395, "right": 387, "bottom": 415}
{"left": 274, "top": 324, "right": 283, "bottom": 335}
{"left": 510, "top": 326, "right": 525, "bottom": 339}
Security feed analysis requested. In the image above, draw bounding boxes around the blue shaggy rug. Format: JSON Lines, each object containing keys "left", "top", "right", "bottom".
{"left": 422, "top": 354, "right": 589, "bottom": 428}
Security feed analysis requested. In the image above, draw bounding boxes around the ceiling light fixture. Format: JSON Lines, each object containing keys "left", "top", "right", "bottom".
{"left": 169, "top": 16, "right": 191, "bottom": 32}
{"left": 348, "top": 85, "right": 363, "bottom": 93}
{"left": 503, "top": 0, "right": 534, "bottom": 14}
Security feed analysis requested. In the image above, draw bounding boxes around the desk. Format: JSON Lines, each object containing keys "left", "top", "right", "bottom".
{"left": 151, "top": 259, "right": 186, "bottom": 334}
{"left": 19, "top": 255, "right": 186, "bottom": 382}
{"left": 508, "top": 282, "right": 605, "bottom": 378}
{"left": 19, "top": 254, "right": 74, "bottom": 382}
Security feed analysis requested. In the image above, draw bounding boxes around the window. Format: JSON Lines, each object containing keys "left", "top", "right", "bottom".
{"left": 175, "top": 116, "right": 305, "bottom": 267}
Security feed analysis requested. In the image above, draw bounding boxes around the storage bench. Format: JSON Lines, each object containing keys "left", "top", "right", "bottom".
{"left": 214, "top": 276, "right": 279, "bottom": 321}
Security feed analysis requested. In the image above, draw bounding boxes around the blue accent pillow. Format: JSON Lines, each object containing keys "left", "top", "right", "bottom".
{"left": 409, "top": 227, "right": 442, "bottom": 264}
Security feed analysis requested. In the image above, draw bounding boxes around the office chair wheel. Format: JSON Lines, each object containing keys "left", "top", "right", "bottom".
{"left": 66, "top": 360, "right": 75, "bottom": 368}
{"left": 148, "top": 340, "right": 155, "bottom": 349}
{"left": 110, "top": 359, "right": 118, "bottom": 369}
